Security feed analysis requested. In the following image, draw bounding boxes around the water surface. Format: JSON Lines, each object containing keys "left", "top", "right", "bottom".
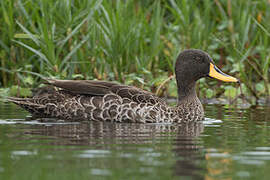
{"left": 0, "top": 102, "right": 270, "bottom": 179}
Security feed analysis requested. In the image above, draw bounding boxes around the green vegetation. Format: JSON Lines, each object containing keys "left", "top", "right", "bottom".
{"left": 0, "top": 0, "right": 270, "bottom": 103}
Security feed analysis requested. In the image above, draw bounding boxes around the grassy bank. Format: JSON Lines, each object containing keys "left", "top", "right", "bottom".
{"left": 0, "top": 0, "right": 270, "bottom": 103}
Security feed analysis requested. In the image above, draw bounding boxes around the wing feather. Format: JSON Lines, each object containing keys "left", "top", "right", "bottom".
{"left": 46, "top": 79, "right": 165, "bottom": 105}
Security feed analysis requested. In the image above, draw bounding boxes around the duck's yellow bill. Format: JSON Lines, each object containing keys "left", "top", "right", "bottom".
{"left": 209, "top": 63, "right": 239, "bottom": 82}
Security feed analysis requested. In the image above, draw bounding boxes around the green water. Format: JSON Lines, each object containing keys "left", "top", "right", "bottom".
{"left": 0, "top": 102, "right": 270, "bottom": 180}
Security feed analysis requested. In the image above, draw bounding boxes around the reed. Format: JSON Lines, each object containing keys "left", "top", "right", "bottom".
{"left": 0, "top": 0, "right": 269, "bottom": 101}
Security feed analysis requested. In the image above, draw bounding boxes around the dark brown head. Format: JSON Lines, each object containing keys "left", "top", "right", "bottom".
{"left": 175, "top": 49, "right": 238, "bottom": 99}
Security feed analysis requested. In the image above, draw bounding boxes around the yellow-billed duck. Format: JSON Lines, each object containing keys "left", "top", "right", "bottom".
{"left": 8, "top": 49, "right": 239, "bottom": 123}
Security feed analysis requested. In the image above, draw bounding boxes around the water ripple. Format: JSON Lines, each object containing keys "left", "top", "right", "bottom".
{"left": 77, "top": 149, "right": 111, "bottom": 159}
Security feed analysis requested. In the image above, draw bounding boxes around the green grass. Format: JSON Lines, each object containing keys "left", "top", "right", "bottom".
{"left": 0, "top": 0, "right": 270, "bottom": 102}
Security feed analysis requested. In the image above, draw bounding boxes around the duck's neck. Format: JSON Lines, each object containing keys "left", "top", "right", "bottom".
{"left": 177, "top": 81, "right": 198, "bottom": 104}
{"left": 174, "top": 79, "right": 204, "bottom": 123}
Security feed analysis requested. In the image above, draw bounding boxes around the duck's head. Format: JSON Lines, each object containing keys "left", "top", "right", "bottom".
{"left": 175, "top": 49, "right": 239, "bottom": 100}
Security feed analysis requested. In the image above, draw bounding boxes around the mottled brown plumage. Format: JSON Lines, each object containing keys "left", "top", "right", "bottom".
{"left": 8, "top": 49, "right": 238, "bottom": 123}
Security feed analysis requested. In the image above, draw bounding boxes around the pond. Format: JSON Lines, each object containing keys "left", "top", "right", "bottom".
{"left": 0, "top": 102, "right": 270, "bottom": 180}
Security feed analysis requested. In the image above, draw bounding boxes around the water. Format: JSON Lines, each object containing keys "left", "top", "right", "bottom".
{"left": 0, "top": 102, "right": 270, "bottom": 180}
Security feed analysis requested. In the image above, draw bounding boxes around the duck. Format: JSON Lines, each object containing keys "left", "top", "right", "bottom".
{"left": 8, "top": 49, "right": 239, "bottom": 123}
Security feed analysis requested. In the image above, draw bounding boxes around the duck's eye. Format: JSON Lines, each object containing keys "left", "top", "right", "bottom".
{"left": 194, "top": 56, "right": 204, "bottom": 63}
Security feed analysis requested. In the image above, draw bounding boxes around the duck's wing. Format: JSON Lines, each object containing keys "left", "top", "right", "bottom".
{"left": 46, "top": 79, "right": 165, "bottom": 105}
{"left": 46, "top": 79, "right": 116, "bottom": 96}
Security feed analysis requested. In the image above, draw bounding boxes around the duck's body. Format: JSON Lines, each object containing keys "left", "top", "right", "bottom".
{"left": 8, "top": 49, "right": 238, "bottom": 123}
{"left": 8, "top": 80, "right": 204, "bottom": 123}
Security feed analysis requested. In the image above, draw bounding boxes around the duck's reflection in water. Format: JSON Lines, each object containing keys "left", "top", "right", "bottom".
{"left": 172, "top": 122, "right": 205, "bottom": 179}
{"left": 24, "top": 120, "right": 205, "bottom": 178}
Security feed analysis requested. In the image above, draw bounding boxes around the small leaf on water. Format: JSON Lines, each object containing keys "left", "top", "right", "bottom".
{"left": 224, "top": 86, "right": 237, "bottom": 98}
{"left": 72, "top": 74, "right": 84, "bottom": 79}
{"left": 23, "top": 76, "right": 34, "bottom": 85}
{"left": 206, "top": 89, "right": 213, "bottom": 98}
{"left": 255, "top": 82, "right": 265, "bottom": 93}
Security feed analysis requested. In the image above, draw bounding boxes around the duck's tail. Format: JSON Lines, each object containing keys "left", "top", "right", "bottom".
{"left": 7, "top": 97, "right": 46, "bottom": 117}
